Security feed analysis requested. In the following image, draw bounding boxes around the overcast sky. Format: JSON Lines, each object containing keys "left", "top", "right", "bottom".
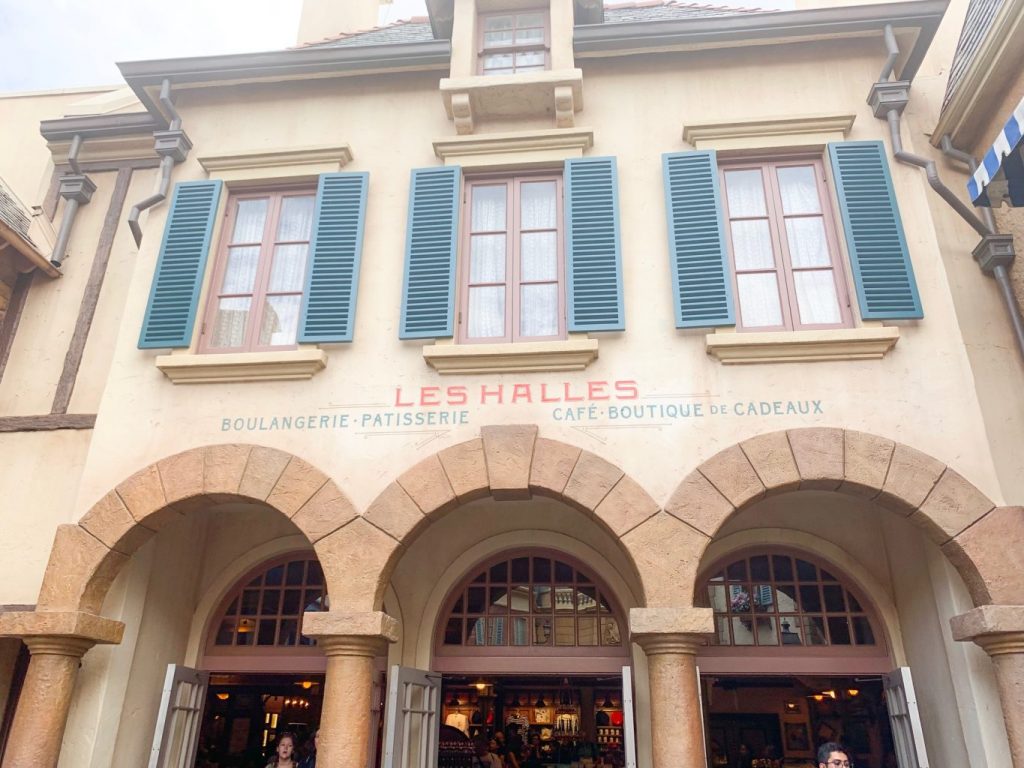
{"left": 0, "top": 0, "right": 430, "bottom": 92}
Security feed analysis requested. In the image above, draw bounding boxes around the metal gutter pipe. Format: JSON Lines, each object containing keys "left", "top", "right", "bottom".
{"left": 939, "top": 135, "right": 1024, "bottom": 356}
{"left": 878, "top": 22, "right": 899, "bottom": 83}
{"left": 127, "top": 79, "right": 191, "bottom": 246}
{"left": 50, "top": 134, "right": 96, "bottom": 268}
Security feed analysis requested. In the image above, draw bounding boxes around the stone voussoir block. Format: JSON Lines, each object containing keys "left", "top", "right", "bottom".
{"left": 593, "top": 475, "right": 659, "bottom": 537}
{"left": 115, "top": 464, "right": 170, "bottom": 529}
{"left": 265, "top": 457, "right": 330, "bottom": 517}
{"left": 79, "top": 490, "right": 154, "bottom": 555}
{"left": 876, "top": 443, "right": 945, "bottom": 515}
{"left": 698, "top": 445, "right": 764, "bottom": 508}
{"left": 942, "top": 506, "right": 1024, "bottom": 606}
{"left": 788, "top": 427, "right": 844, "bottom": 490}
{"left": 740, "top": 431, "right": 799, "bottom": 495}
{"left": 397, "top": 455, "right": 457, "bottom": 516}
{"left": 239, "top": 446, "right": 292, "bottom": 501}
{"left": 157, "top": 449, "right": 204, "bottom": 505}
{"left": 36, "top": 525, "right": 129, "bottom": 614}
{"left": 664, "top": 470, "right": 735, "bottom": 538}
{"left": 364, "top": 482, "right": 426, "bottom": 542}
{"left": 203, "top": 444, "right": 252, "bottom": 496}
{"left": 913, "top": 468, "right": 995, "bottom": 545}
{"left": 292, "top": 480, "right": 358, "bottom": 543}
{"left": 563, "top": 451, "right": 623, "bottom": 513}
{"left": 482, "top": 425, "right": 538, "bottom": 501}
{"left": 438, "top": 439, "right": 489, "bottom": 502}
{"left": 529, "top": 438, "right": 582, "bottom": 496}
{"left": 315, "top": 519, "right": 401, "bottom": 613}
{"left": 840, "top": 430, "right": 893, "bottom": 498}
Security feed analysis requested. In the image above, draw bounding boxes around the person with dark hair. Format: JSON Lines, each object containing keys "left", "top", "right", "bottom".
{"left": 299, "top": 729, "right": 319, "bottom": 768}
{"left": 266, "top": 732, "right": 299, "bottom": 768}
{"left": 817, "top": 742, "right": 852, "bottom": 768}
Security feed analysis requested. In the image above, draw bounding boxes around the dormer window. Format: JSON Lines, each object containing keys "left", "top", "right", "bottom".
{"left": 479, "top": 10, "right": 550, "bottom": 75}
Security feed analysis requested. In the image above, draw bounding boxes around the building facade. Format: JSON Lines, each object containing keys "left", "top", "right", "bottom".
{"left": 0, "top": 0, "right": 1022, "bottom": 766}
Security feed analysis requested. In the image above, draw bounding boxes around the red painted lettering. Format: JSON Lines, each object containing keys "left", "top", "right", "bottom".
{"left": 481, "top": 384, "right": 504, "bottom": 404}
{"left": 447, "top": 386, "right": 468, "bottom": 406}
{"left": 394, "top": 387, "right": 415, "bottom": 407}
{"left": 540, "top": 383, "right": 560, "bottom": 402}
{"left": 420, "top": 386, "right": 441, "bottom": 406}
{"left": 615, "top": 380, "right": 639, "bottom": 400}
{"left": 511, "top": 383, "right": 533, "bottom": 404}
{"left": 588, "top": 381, "right": 609, "bottom": 401}
{"left": 563, "top": 382, "right": 584, "bottom": 402}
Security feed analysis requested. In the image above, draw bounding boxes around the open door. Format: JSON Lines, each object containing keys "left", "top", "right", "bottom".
{"left": 621, "top": 666, "right": 637, "bottom": 768}
{"left": 148, "top": 664, "right": 209, "bottom": 768}
{"left": 884, "top": 667, "right": 930, "bottom": 768}
{"left": 382, "top": 665, "right": 441, "bottom": 768}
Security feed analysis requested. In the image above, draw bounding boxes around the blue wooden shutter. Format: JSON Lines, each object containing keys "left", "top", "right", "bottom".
{"left": 399, "top": 166, "right": 461, "bottom": 339}
{"left": 828, "top": 141, "right": 922, "bottom": 319}
{"left": 662, "top": 151, "right": 734, "bottom": 328}
{"left": 138, "top": 180, "right": 222, "bottom": 349}
{"left": 564, "top": 157, "right": 624, "bottom": 332}
{"left": 298, "top": 172, "right": 369, "bottom": 343}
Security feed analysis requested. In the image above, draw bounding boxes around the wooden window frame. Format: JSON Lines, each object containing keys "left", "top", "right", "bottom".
{"left": 477, "top": 9, "right": 551, "bottom": 76}
{"left": 199, "top": 185, "right": 316, "bottom": 354}
{"left": 457, "top": 173, "right": 566, "bottom": 344}
{"left": 720, "top": 156, "right": 853, "bottom": 333}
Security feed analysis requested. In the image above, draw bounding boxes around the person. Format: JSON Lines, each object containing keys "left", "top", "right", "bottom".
{"left": 817, "top": 742, "right": 852, "bottom": 768}
{"left": 735, "top": 743, "right": 753, "bottom": 768}
{"left": 474, "top": 737, "right": 502, "bottom": 768}
{"left": 299, "top": 729, "right": 319, "bottom": 768}
{"left": 267, "top": 732, "right": 299, "bottom": 768}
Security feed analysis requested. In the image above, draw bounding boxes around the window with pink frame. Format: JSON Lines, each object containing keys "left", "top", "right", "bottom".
{"left": 478, "top": 10, "right": 550, "bottom": 76}
{"left": 459, "top": 174, "right": 565, "bottom": 343}
{"left": 701, "top": 552, "right": 878, "bottom": 649}
{"left": 720, "top": 158, "right": 853, "bottom": 331}
{"left": 201, "top": 187, "right": 315, "bottom": 353}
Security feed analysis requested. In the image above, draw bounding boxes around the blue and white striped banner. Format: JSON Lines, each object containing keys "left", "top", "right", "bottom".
{"left": 969, "top": 94, "right": 1024, "bottom": 207}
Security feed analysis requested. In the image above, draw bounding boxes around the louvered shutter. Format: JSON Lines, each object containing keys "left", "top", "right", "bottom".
{"left": 662, "top": 151, "right": 734, "bottom": 328}
{"left": 298, "top": 172, "right": 369, "bottom": 343}
{"left": 828, "top": 141, "right": 922, "bottom": 319}
{"left": 138, "top": 180, "right": 222, "bottom": 349}
{"left": 399, "top": 166, "right": 461, "bottom": 339}
{"left": 565, "top": 156, "right": 624, "bottom": 332}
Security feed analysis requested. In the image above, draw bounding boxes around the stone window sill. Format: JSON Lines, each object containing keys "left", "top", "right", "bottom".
{"left": 422, "top": 339, "right": 598, "bottom": 374}
{"left": 705, "top": 327, "right": 899, "bottom": 364}
{"left": 156, "top": 349, "right": 327, "bottom": 383}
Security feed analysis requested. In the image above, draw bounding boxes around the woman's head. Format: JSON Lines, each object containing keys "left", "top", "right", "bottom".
{"left": 276, "top": 732, "right": 296, "bottom": 761}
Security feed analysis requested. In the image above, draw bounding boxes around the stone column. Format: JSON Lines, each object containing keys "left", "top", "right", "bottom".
{"left": 952, "top": 605, "right": 1024, "bottom": 768}
{"left": 630, "top": 607, "right": 714, "bottom": 768}
{"left": 304, "top": 611, "right": 399, "bottom": 768}
{"left": 0, "top": 611, "right": 123, "bottom": 768}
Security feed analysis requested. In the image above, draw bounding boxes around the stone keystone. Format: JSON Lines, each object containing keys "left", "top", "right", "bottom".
{"left": 482, "top": 425, "right": 538, "bottom": 500}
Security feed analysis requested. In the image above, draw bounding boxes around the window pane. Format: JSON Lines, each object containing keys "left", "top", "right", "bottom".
{"left": 489, "top": 587, "right": 508, "bottom": 613}
{"left": 737, "top": 273, "right": 783, "bottom": 327}
{"left": 488, "top": 617, "right": 507, "bottom": 645}
{"left": 714, "top": 616, "right": 730, "bottom": 645}
{"left": 483, "top": 14, "right": 514, "bottom": 31}
{"left": 282, "top": 589, "right": 301, "bottom": 616}
{"left": 785, "top": 217, "right": 830, "bottom": 268}
{"left": 511, "top": 616, "right": 529, "bottom": 645}
{"left": 265, "top": 565, "right": 284, "bottom": 586}
{"left": 554, "top": 587, "right": 574, "bottom": 611}
{"left": 796, "top": 559, "right": 817, "bottom": 581}
{"left": 794, "top": 270, "right": 842, "bottom": 326}
{"left": 777, "top": 166, "right": 822, "bottom": 214}
{"left": 779, "top": 617, "right": 803, "bottom": 645}
{"left": 772, "top": 555, "right": 793, "bottom": 581}
{"left": 472, "top": 185, "right": 507, "bottom": 230}
{"left": 578, "top": 617, "right": 598, "bottom": 646}
{"left": 729, "top": 585, "right": 752, "bottom": 614}
{"left": 724, "top": 169, "right": 767, "bottom": 217}
{"left": 852, "top": 616, "right": 875, "bottom": 645}
{"left": 285, "top": 561, "right": 305, "bottom": 586}
{"left": 554, "top": 561, "right": 573, "bottom": 582}
{"left": 803, "top": 615, "right": 827, "bottom": 645}
{"left": 268, "top": 244, "right": 308, "bottom": 292}
{"left": 533, "top": 617, "right": 551, "bottom": 645}
{"left": 521, "top": 181, "right": 557, "bottom": 228}
{"left": 279, "top": 619, "right": 298, "bottom": 646}
{"left": 511, "top": 557, "right": 530, "bottom": 582}
{"left": 257, "top": 619, "right": 276, "bottom": 646}
{"left": 467, "top": 586, "right": 486, "bottom": 613}
{"left": 726, "top": 560, "right": 747, "bottom": 581}
{"left": 216, "top": 620, "right": 235, "bottom": 645}
{"left": 753, "top": 584, "right": 773, "bottom": 612}
{"left": 578, "top": 586, "right": 598, "bottom": 613}
{"left": 468, "top": 286, "right": 505, "bottom": 338}
{"left": 490, "top": 561, "right": 508, "bottom": 582}
{"left": 847, "top": 591, "right": 863, "bottom": 612}
{"left": 444, "top": 618, "right": 462, "bottom": 645}
{"left": 601, "top": 616, "right": 621, "bottom": 645}
{"left": 277, "top": 195, "right": 315, "bottom": 241}
{"left": 731, "top": 616, "right": 755, "bottom": 645}
{"left": 524, "top": 234, "right": 557, "bottom": 282}
{"left": 470, "top": 234, "right": 506, "bottom": 283}
{"left": 756, "top": 616, "right": 779, "bottom": 645}
{"left": 232, "top": 199, "right": 268, "bottom": 243}
{"left": 533, "top": 586, "right": 552, "bottom": 612}
{"left": 222, "top": 246, "right": 260, "bottom": 294}
{"left": 730, "top": 219, "right": 774, "bottom": 270}
{"left": 515, "top": 51, "right": 545, "bottom": 70}
{"left": 707, "top": 584, "right": 727, "bottom": 612}
{"left": 483, "top": 29, "right": 514, "bottom": 48}
{"left": 211, "top": 297, "right": 251, "bottom": 348}
{"left": 509, "top": 585, "right": 530, "bottom": 613}
{"left": 828, "top": 616, "right": 852, "bottom": 645}
{"left": 466, "top": 617, "right": 486, "bottom": 645}
{"left": 554, "top": 616, "right": 575, "bottom": 646}
{"left": 750, "top": 555, "right": 770, "bottom": 581}
{"left": 259, "top": 295, "right": 301, "bottom": 347}
{"left": 520, "top": 284, "right": 559, "bottom": 337}
{"left": 823, "top": 584, "right": 846, "bottom": 613}
{"left": 483, "top": 60, "right": 514, "bottom": 75}
{"left": 800, "top": 585, "right": 822, "bottom": 612}
{"left": 517, "top": 13, "right": 545, "bottom": 30}
{"left": 307, "top": 561, "right": 324, "bottom": 585}
{"left": 533, "top": 558, "right": 551, "bottom": 581}
{"left": 261, "top": 590, "right": 280, "bottom": 615}
{"left": 775, "top": 584, "right": 798, "bottom": 612}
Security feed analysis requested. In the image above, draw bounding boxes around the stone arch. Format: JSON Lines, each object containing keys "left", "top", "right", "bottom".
{"left": 665, "top": 427, "right": 1023, "bottom": 607}
{"left": 333, "top": 425, "right": 664, "bottom": 613}
{"left": 38, "top": 444, "right": 357, "bottom": 616}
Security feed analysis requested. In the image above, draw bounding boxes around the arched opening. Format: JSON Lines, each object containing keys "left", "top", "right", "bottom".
{"left": 696, "top": 546, "right": 898, "bottom": 768}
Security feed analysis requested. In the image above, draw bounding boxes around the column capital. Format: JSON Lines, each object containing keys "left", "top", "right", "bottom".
{"left": 0, "top": 610, "right": 124, "bottom": 647}
{"left": 951, "top": 605, "right": 1024, "bottom": 655}
{"left": 302, "top": 610, "right": 399, "bottom": 657}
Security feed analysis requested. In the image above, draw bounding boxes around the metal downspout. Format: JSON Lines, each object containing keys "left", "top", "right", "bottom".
{"left": 50, "top": 134, "right": 96, "bottom": 268}
{"left": 869, "top": 25, "right": 1024, "bottom": 360}
{"left": 939, "top": 136, "right": 1024, "bottom": 355}
{"left": 127, "top": 79, "right": 191, "bottom": 246}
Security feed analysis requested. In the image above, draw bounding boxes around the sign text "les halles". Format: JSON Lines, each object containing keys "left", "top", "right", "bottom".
{"left": 394, "top": 380, "right": 640, "bottom": 407}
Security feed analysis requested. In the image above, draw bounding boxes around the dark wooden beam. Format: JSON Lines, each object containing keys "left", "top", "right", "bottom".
{"left": 0, "top": 414, "right": 96, "bottom": 432}
{"left": 0, "top": 273, "right": 33, "bottom": 386}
